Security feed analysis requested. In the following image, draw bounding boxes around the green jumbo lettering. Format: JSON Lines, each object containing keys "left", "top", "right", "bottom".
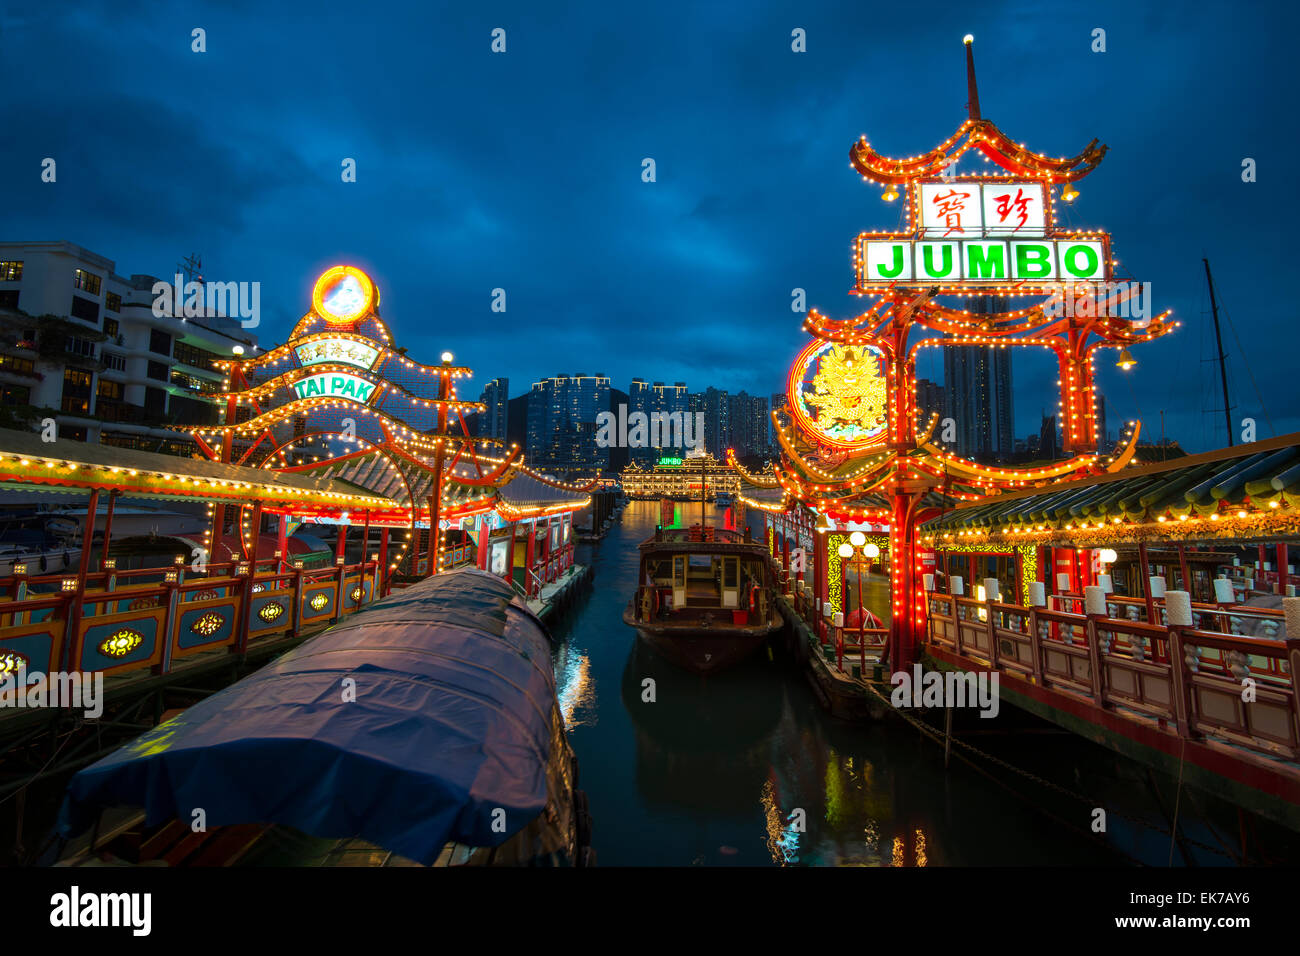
{"left": 1012, "top": 242, "right": 1053, "bottom": 279}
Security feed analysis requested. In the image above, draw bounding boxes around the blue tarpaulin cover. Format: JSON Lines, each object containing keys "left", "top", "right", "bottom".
{"left": 59, "top": 568, "right": 558, "bottom": 865}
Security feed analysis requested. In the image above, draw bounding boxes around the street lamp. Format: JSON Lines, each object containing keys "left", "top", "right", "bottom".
{"left": 840, "top": 535, "right": 881, "bottom": 632}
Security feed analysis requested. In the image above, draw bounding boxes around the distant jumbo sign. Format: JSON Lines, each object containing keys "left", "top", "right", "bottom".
{"left": 859, "top": 238, "right": 1107, "bottom": 286}
{"left": 291, "top": 372, "right": 377, "bottom": 404}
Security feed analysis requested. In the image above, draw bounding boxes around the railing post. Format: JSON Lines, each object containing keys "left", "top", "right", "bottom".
{"left": 291, "top": 563, "right": 305, "bottom": 636}
{"left": 1166, "top": 627, "right": 1199, "bottom": 739}
{"left": 1285, "top": 638, "right": 1300, "bottom": 746}
{"left": 986, "top": 599, "right": 999, "bottom": 671}
{"left": 233, "top": 561, "right": 253, "bottom": 654}
{"left": 155, "top": 568, "right": 181, "bottom": 675}
{"left": 334, "top": 555, "right": 347, "bottom": 623}
{"left": 12, "top": 564, "right": 28, "bottom": 627}
{"left": 1027, "top": 607, "right": 1043, "bottom": 685}
{"left": 1084, "top": 615, "right": 1104, "bottom": 704}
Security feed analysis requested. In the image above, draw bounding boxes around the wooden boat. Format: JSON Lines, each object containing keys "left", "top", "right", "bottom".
{"left": 55, "top": 569, "right": 594, "bottom": 867}
{"left": 622, "top": 524, "right": 782, "bottom": 675}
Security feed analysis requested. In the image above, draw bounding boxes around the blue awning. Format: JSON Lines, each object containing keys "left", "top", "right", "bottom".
{"left": 59, "top": 569, "right": 559, "bottom": 864}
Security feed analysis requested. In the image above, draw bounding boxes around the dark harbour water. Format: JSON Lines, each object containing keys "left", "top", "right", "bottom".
{"left": 552, "top": 501, "right": 1295, "bottom": 867}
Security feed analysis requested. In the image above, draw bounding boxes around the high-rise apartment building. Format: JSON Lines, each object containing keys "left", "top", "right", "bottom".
{"left": 477, "top": 377, "right": 509, "bottom": 441}
{"left": 728, "top": 391, "right": 769, "bottom": 459}
{"left": 628, "top": 378, "right": 690, "bottom": 462}
{"left": 0, "top": 241, "right": 258, "bottom": 455}
{"left": 942, "top": 297, "right": 1014, "bottom": 461}
{"left": 526, "top": 372, "right": 611, "bottom": 473}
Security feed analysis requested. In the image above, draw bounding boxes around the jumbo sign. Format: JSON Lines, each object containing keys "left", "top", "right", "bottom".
{"left": 859, "top": 237, "right": 1107, "bottom": 284}
{"left": 291, "top": 372, "right": 377, "bottom": 404}
{"left": 857, "top": 180, "right": 1111, "bottom": 288}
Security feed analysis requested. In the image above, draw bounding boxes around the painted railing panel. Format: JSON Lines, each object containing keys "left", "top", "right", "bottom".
{"left": 925, "top": 589, "right": 1300, "bottom": 765}
{"left": 0, "top": 560, "right": 381, "bottom": 690}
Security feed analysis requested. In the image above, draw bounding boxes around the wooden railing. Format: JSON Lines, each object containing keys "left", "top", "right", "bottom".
{"left": 925, "top": 592, "right": 1300, "bottom": 762}
{"left": 0, "top": 558, "right": 382, "bottom": 686}
{"left": 1048, "top": 592, "right": 1285, "bottom": 639}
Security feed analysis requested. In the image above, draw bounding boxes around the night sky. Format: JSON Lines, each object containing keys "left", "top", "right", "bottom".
{"left": 4, "top": 0, "right": 1298, "bottom": 452}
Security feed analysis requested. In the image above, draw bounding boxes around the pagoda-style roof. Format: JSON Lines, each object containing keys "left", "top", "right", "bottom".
{"left": 850, "top": 118, "right": 1108, "bottom": 186}
{"left": 0, "top": 430, "right": 398, "bottom": 516}
{"left": 922, "top": 432, "right": 1300, "bottom": 545}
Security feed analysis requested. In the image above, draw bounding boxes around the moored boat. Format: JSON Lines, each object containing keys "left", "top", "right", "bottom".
{"left": 622, "top": 524, "right": 782, "bottom": 674}
{"left": 55, "top": 568, "right": 593, "bottom": 867}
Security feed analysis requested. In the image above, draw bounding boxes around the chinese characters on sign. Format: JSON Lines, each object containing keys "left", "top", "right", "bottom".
{"left": 860, "top": 180, "right": 1100, "bottom": 287}
{"left": 920, "top": 182, "right": 1045, "bottom": 238}
{"left": 294, "top": 337, "right": 381, "bottom": 371}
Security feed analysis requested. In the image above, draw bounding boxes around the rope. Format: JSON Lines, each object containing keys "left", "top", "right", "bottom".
{"left": 858, "top": 677, "right": 1230, "bottom": 859}
{"left": 1168, "top": 735, "right": 1187, "bottom": 867}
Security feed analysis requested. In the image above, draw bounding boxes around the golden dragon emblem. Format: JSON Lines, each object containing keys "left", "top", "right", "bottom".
{"left": 807, "top": 344, "right": 887, "bottom": 436}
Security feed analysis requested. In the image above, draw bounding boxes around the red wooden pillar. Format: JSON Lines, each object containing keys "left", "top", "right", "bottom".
{"left": 477, "top": 517, "right": 490, "bottom": 570}
{"left": 1257, "top": 543, "right": 1268, "bottom": 590}
{"left": 1279, "top": 544, "right": 1290, "bottom": 594}
{"left": 77, "top": 488, "right": 99, "bottom": 582}
{"left": 813, "top": 518, "right": 827, "bottom": 641}
{"left": 377, "top": 528, "right": 389, "bottom": 597}
{"left": 425, "top": 496, "right": 439, "bottom": 576}
{"left": 1138, "top": 542, "right": 1157, "bottom": 622}
{"left": 277, "top": 514, "right": 289, "bottom": 570}
{"left": 335, "top": 521, "right": 347, "bottom": 566}
{"left": 782, "top": 518, "right": 790, "bottom": 576}
{"left": 100, "top": 490, "right": 118, "bottom": 571}
{"left": 525, "top": 520, "right": 537, "bottom": 596}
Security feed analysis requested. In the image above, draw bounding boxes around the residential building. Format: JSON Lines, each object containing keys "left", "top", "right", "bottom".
{"left": 627, "top": 378, "right": 690, "bottom": 463}
{"left": 942, "top": 297, "right": 1014, "bottom": 460}
{"left": 477, "top": 377, "right": 509, "bottom": 441}
{"left": 525, "top": 372, "right": 611, "bottom": 474}
{"left": 0, "top": 241, "right": 258, "bottom": 455}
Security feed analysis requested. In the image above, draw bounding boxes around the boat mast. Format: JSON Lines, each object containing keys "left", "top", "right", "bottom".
{"left": 701, "top": 454, "right": 706, "bottom": 529}
{"left": 1204, "top": 257, "right": 1233, "bottom": 447}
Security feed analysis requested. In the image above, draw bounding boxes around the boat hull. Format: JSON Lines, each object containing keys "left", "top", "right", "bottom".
{"left": 623, "top": 609, "right": 780, "bottom": 675}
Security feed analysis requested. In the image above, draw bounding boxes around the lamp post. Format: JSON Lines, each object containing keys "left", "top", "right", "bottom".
{"left": 838, "top": 532, "right": 881, "bottom": 633}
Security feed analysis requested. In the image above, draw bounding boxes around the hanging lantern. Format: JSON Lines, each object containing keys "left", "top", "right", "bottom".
{"left": 1060, "top": 181, "right": 1079, "bottom": 203}
{"left": 1116, "top": 348, "right": 1136, "bottom": 370}
{"left": 881, "top": 183, "right": 899, "bottom": 202}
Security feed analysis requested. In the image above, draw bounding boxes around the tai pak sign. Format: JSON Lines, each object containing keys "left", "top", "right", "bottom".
{"left": 858, "top": 181, "right": 1112, "bottom": 289}
{"left": 291, "top": 372, "right": 377, "bottom": 404}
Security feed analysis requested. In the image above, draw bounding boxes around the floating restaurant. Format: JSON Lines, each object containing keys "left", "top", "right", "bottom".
{"left": 0, "top": 266, "right": 592, "bottom": 803}
{"left": 621, "top": 451, "right": 773, "bottom": 501}
{"left": 731, "top": 38, "right": 1299, "bottom": 829}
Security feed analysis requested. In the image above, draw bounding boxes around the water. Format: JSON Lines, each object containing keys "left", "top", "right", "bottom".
{"left": 551, "top": 501, "right": 1284, "bottom": 866}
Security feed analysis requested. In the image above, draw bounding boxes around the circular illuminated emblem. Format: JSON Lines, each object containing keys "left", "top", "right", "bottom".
{"left": 312, "top": 266, "right": 376, "bottom": 325}
{"left": 787, "top": 340, "right": 889, "bottom": 449}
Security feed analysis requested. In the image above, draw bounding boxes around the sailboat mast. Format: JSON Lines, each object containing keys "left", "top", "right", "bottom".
{"left": 701, "top": 455, "right": 706, "bottom": 529}
{"left": 1203, "top": 258, "right": 1233, "bottom": 447}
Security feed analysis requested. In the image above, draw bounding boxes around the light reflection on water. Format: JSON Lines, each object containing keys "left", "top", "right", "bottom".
{"left": 548, "top": 500, "right": 1219, "bottom": 867}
